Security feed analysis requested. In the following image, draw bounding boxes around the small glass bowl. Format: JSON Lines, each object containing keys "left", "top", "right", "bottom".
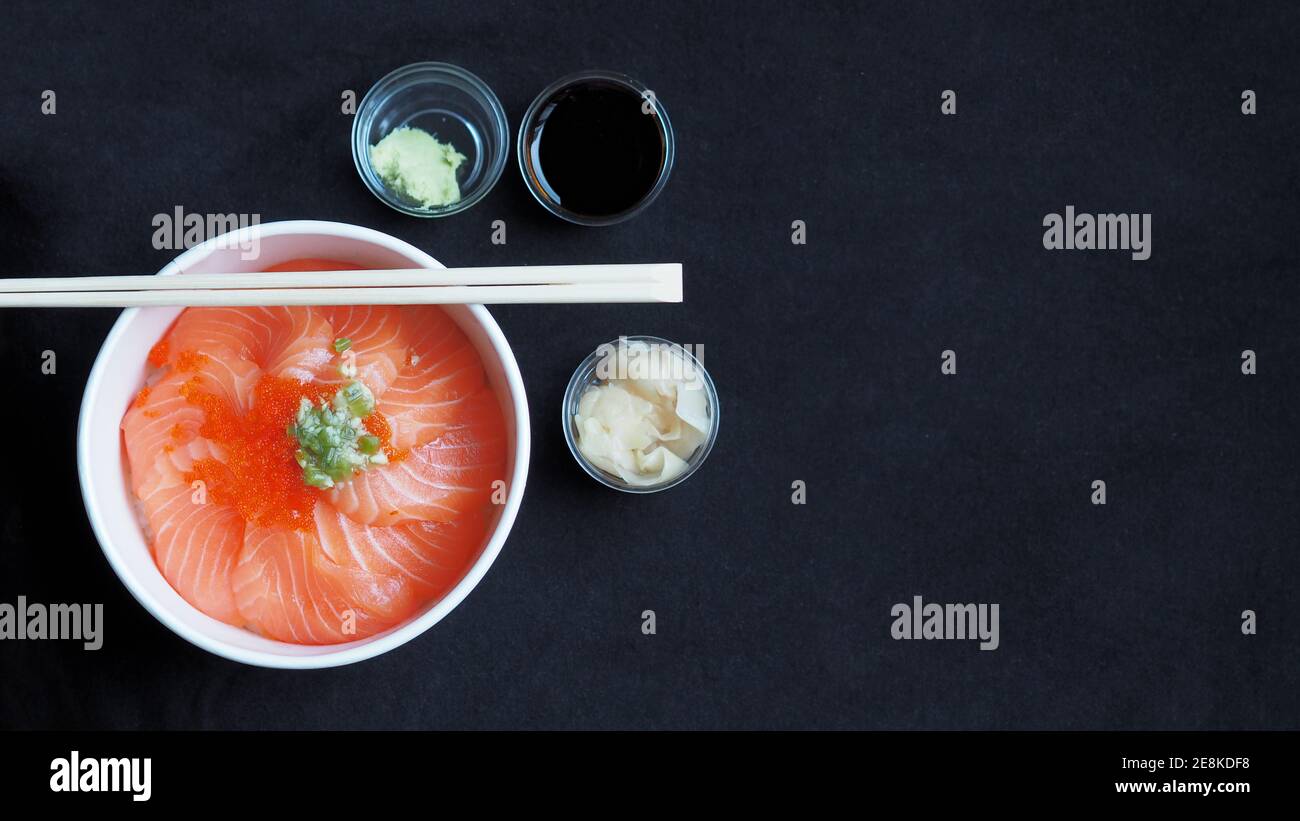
{"left": 518, "top": 70, "right": 675, "bottom": 226}
{"left": 352, "top": 62, "right": 509, "bottom": 218}
{"left": 562, "top": 336, "right": 718, "bottom": 493}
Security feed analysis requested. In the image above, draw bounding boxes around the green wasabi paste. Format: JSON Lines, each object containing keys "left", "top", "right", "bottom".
{"left": 369, "top": 126, "right": 466, "bottom": 209}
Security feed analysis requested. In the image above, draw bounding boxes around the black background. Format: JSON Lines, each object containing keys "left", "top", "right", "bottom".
{"left": 0, "top": 0, "right": 1296, "bottom": 730}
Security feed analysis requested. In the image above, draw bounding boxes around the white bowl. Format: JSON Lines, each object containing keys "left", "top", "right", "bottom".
{"left": 77, "top": 220, "right": 530, "bottom": 668}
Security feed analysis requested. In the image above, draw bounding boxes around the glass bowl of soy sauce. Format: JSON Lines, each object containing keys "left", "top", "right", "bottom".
{"left": 518, "top": 70, "right": 675, "bottom": 226}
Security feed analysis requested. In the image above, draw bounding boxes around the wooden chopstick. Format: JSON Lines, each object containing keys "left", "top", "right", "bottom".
{"left": 0, "top": 282, "right": 681, "bottom": 307}
{"left": 0, "top": 264, "right": 683, "bottom": 307}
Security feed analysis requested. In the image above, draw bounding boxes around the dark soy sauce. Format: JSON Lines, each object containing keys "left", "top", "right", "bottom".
{"left": 525, "top": 80, "right": 667, "bottom": 219}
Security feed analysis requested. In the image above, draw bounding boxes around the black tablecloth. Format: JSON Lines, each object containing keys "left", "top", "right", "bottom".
{"left": 0, "top": 0, "right": 1296, "bottom": 729}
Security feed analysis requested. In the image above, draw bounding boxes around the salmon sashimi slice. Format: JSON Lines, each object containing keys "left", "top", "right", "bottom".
{"left": 122, "top": 371, "right": 206, "bottom": 489}
{"left": 121, "top": 359, "right": 257, "bottom": 493}
{"left": 326, "top": 387, "right": 507, "bottom": 527}
{"left": 134, "top": 437, "right": 227, "bottom": 500}
{"left": 232, "top": 525, "right": 417, "bottom": 643}
{"left": 137, "top": 466, "right": 245, "bottom": 626}
{"left": 314, "top": 502, "right": 487, "bottom": 597}
{"left": 165, "top": 306, "right": 334, "bottom": 382}
{"left": 377, "top": 307, "right": 486, "bottom": 451}
{"left": 317, "top": 305, "right": 410, "bottom": 400}
{"left": 183, "top": 353, "right": 261, "bottom": 415}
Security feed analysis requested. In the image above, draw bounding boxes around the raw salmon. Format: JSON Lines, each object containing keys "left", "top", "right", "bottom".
{"left": 314, "top": 503, "right": 485, "bottom": 595}
{"left": 231, "top": 525, "right": 418, "bottom": 643}
{"left": 182, "top": 354, "right": 261, "bottom": 415}
{"left": 166, "top": 306, "right": 334, "bottom": 382}
{"left": 137, "top": 466, "right": 245, "bottom": 625}
{"left": 317, "top": 305, "right": 410, "bottom": 399}
{"left": 326, "top": 388, "right": 507, "bottom": 526}
{"left": 121, "top": 259, "right": 505, "bottom": 644}
{"left": 378, "top": 306, "right": 486, "bottom": 450}
{"left": 122, "top": 371, "right": 208, "bottom": 493}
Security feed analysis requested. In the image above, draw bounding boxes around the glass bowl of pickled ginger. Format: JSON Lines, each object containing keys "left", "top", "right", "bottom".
{"left": 563, "top": 336, "right": 718, "bottom": 493}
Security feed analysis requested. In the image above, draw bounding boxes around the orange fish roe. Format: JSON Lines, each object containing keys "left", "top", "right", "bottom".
{"left": 147, "top": 338, "right": 170, "bottom": 368}
{"left": 173, "top": 349, "right": 209, "bottom": 372}
{"left": 362, "top": 411, "right": 406, "bottom": 463}
{"left": 182, "top": 374, "right": 332, "bottom": 531}
{"left": 133, "top": 386, "right": 152, "bottom": 407}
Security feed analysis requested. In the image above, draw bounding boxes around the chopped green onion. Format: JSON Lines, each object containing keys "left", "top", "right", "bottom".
{"left": 302, "top": 467, "right": 334, "bottom": 489}
{"left": 333, "top": 337, "right": 352, "bottom": 353}
{"left": 338, "top": 381, "right": 374, "bottom": 417}
{"left": 290, "top": 377, "right": 385, "bottom": 489}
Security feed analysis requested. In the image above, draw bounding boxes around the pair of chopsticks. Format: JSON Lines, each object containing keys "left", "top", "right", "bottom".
{"left": 0, "top": 263, "right": 683, "bottom": 307}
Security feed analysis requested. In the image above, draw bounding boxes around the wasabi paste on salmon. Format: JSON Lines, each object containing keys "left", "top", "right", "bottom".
{"left": 369, "top": 126, "right": 466, "bottom": 209}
